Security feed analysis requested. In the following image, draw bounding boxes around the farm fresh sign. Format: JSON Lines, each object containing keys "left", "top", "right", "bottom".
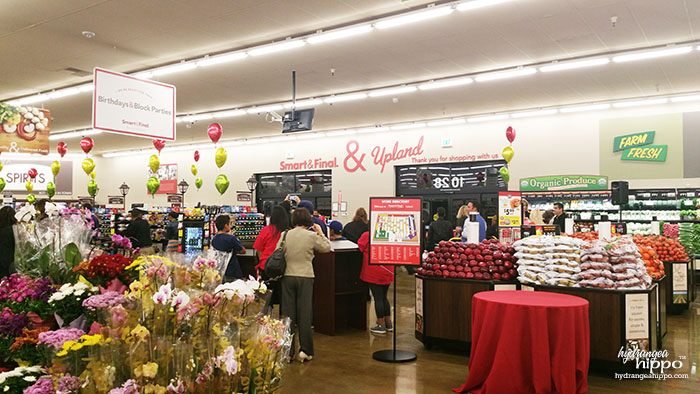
{"left": 612, "top": 131, "right": 667, "bottom": 162}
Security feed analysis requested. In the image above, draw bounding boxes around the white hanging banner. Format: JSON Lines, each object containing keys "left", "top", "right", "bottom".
{"left": 92, "top": 67, "right": 176, "bottom": 141}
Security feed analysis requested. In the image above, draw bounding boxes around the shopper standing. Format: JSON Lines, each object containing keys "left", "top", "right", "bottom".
{"left": 552, "top": 203, "right": 567, "bottom": 232}
{"left": 328, "top": 221, "right": 346, "bottom": 241}
{"left": 0, "top": 206, "right": 17, "bottom": 278}
{"left": 278, "top": 208, "right": 331, "bottom": 362}
{"left": 211, "top": 215, "right": 247, "bottom": 280}
{"left": 460, "top": 201, "right": 486, "bottom": 242}
{"left": 165, "top": 211, "right": 180, "bottom": 253}
{"left": 122, "top": 208, "right": 154, "bottom": 254}
{"left": 341, "top": 208, "right": 369, "bottom": 244}
{"left": 357, "top": 231, "right": 395, "bottom": 334}
{"left": 455, "top": 205, "right": 469, "bottom": 236}
{"left": 253, "top": 205, "right": 290, "bottom": 275}
{"left": 297, "top": 200, "right": 328, "bottom": 237}
{"left": 426, "top": 207, "right": 454, "bottom": 249}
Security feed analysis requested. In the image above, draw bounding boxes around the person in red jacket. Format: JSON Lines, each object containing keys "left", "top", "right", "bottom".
{"left": 254, "top": 205, "right": 290, "bottom": 277}
{"left": 357, "top": 231, "right": 395, "bottom": 334}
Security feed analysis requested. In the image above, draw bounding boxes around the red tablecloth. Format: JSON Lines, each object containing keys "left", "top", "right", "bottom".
{"left": 453, "top": 291, "right": 589, "bottom": 394}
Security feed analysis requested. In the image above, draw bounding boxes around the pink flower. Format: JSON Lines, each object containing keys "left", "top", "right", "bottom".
{"left": 110, "top": 306, "right": 128, "bottom": 327}
{"left": 38, "top": 328, "right": 85, "bottom": 349}
{"left": 88, "top": 321, "right": 104, "bottom": 335}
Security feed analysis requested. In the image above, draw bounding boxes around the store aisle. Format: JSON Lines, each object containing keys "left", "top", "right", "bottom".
{"left": 281, "top": 274, "right": 699, "bottom": 393}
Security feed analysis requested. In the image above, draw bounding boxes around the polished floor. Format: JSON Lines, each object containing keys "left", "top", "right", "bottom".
{"left": 281, "top": 272, "right": 700, "bottom": 393}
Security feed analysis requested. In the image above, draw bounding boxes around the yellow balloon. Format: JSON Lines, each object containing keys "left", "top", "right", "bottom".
{"left": 149, "top": 154, "right": 160, "bottom": 173}
{"left": 502, "top": 146, "right": 514, "bottom": 163}
{"left": 215, "top": 147, "right": 227, "bottom": 168}
{"left": 89, "top": 170, "right": 96, "bottom": 179}
{"left": 81, "top": 158, "right": 95, "bottom": 175}
{"left": 51, "top": 161, "right": 60, "bottom": 177}
{"left": 191, "top": 164, "right": 198, "bottom": 176}
{"left": 0, "top": 162, "right": 3, "bottom": 173}
{"left": 25, "top": 181, "right": 33, "bottom": 192}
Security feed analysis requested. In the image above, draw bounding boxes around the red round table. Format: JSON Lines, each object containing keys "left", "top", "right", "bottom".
{"left": 453, "top": 291, "right": 589, "bottom": 394}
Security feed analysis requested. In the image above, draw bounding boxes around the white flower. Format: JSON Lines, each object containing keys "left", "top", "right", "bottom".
{"left": 158, "top": 283, "right": 172, "bottom": 298}
{"left": 217, "top": 345, "right": 238, "bottom": 374}
{"left": 49, "top": 292, "right": 66, "bottom": 303}
{"left": 152, "top": 292, "right": 168, "bottom": 305}
{"left": 23, "top": 376, "right": 37, "bottom": 382}
{"left": 58, "top": 283, "right": 71, "bottom": 292}
{"left": 73, "top": 282, "right": 89, "bottom": 291}
{"left": 44, "top": 202, "right": 59, "bottom": 217}
{"left": 74, "top": 289, "right": 85, "bottom": 297}
{"left": 215, "top": 280, "right": 255, "bottom": 302}
{"left": 171, "top": 291, "right": 190, "bottom": 308}
{"left": 15, "top": 204, "right": 36, "bottom": 222}
{"left": 3, "top": 385, "right": 8, "bottom": 392}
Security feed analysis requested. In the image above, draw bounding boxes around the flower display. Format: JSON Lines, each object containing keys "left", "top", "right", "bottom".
{"left": 82, "top": 292, "right": 126, "bottom": 312}
{"left": 9, "top": 327, "right": 49, "bottom": 366}
{"left": 20, "top": 377, "right": 52, "bottom": 394}
{"left": 0, "top": 366, "right": 44, "bottom": 394}
{"left": 0, "top": 275, "right": 55, "bottom": 318}
{"left": 37, "top": 328, "right": 86, "bottom": 350}
{"left": 110, "top": 234, "right": 132, "bottom": 250}
{"left": 48, "top": 282, "right": 97, "bottom": 327}
{"left": 73, "top": 254, "right": 135, "bottom": 288}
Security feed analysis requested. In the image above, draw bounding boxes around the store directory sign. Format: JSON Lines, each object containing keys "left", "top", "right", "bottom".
{"left": 369, "top": 197, "right": 421, "bottom": 266}
{"left": 93, "top": 68, "right": 176, "bottom": 141}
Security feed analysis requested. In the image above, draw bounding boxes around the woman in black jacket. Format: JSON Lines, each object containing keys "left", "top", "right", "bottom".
{"left": 0, "top": 206, "right": 17, "bottom": 278}
{"left": 342, "top": 208, "right": 369, "bottom": 244}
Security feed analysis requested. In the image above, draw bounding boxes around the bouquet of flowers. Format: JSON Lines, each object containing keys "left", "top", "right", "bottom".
{"left": 48, "top": 282, "right": 98, "bottom": 329}
{"left": 0, "top": 307, "right": 30, "bottom": 361}
{"left": 0, "top": 274, "right": 55, "bottom": 318}
{"left": 13, "top": 204, "right": 93, "bottom": 284}
{"left": 0, "top": 365, "right": 45, "bottom": 394}
{"left": 8, "top": 326, "right": 49, "bottom": 366}
{"left": 73, "top": 254, "right": 136, "bottom": 289}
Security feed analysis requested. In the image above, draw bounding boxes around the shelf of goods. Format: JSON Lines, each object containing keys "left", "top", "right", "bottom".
{"left": 232, "top": 213, "right": 266, "bottom": 244}
{"left": 415, "top": 235, "right": 668, "bottom": 368}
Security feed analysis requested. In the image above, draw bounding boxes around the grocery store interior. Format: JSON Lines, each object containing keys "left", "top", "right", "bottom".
{"left": 1, "top": 0, "right": 700, "bottom": 393}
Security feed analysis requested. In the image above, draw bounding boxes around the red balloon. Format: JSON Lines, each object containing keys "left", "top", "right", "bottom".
{"left": 56, "top": 142, "right": 67, "bottom": 158}
{"left": 80, "top": 137, "right": 94, "bottom": 154}
{"left": 207, "top": 123, "right": 222, "bottom": 144}
{"left": 194, "top": 150, "right": 200, "bottom": 162}
{"left": 28, "top": 168, "right": 38, "bottom": 179}
{"left": 153, "top": 139, "right": 166, "bottom": 154}
{"left": 506, "top": 126, "right": 516, "bottom": 144}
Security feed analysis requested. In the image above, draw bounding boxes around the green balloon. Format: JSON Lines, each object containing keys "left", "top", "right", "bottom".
{"left": 195, "top": 177, "right": 203, "bottom": 190}
{"left": 499, "top": 166, "right": 510, "bottom": 183}
{"left": 0, "top": 178, "right": 5, "bottom": 193}
{"left": 87, "top": 180, "right": 98, "bottom": 197}
{"left": 27, "top": 194, "right": 36, "bottom": 204}
{"left": 46, "top": 182, "right": 56, "bottom": 198}
{"left": 215, "top": 174, "right": 230, "bottom": 195}
{"left": 147, "top": 176, "right": 160, "bottom": 196}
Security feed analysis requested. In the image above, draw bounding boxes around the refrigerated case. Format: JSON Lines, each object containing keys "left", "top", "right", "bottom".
{"left": 182, "top": 221, "right": 204, "bottom": 255}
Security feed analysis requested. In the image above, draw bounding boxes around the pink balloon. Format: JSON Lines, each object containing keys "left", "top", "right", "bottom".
{"left": 506, "top": 126, "right": 516, "bottom": 144}
{"left": 153, "top": 139, "right": 166, "bottom": 154}
{"left": 194, "top": 150, "right": 200, "bottom": 162}
{"left": 207, "top": 123, "right": 223, "bottom": 144}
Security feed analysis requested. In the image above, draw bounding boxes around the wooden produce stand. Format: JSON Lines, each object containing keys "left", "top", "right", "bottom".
{"left": 662, "top": 261, "right": 693, "bottom": 314}
{"left": 414, "top": 275, "right": 518, "bottom": 350}
{"left": 525, "top": 283, "right": 660, "bottom": 368}
{"left": 312, "top": 248, "right": 367, "bottom": 336}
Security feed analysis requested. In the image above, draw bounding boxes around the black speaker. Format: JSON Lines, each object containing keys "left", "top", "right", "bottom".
{"left": 611, "top": 181, "right": 629, "bottom": 206}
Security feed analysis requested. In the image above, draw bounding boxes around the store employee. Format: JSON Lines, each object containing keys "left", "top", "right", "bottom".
{"left": 122, "top": 207, "right": 154, "bottom": 254}
{"left": 460, "top": 201, "right": 486, "bottom": 242}
{"left": 552, "top": 202, "right": 567, "bottom": 232}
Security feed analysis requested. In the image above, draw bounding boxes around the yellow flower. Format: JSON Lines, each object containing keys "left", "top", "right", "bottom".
{"left": 70, "top": 342, "right": 84, "bottom": 351}
{"left": 134, "top": 362, "right": 158, "bottom": 379}
{"left": 56, "top": 349, "right": 67, "bottom": 357}
{"left": 130, "top": 325, "right": 150, "bottom": 341}
{"left": 143, "top": 384, "right": 166, "bottom": 394}
{"left": 80, "top": 334, "right": 103, "bottom": 347}
{"left": 125, "top": 259, "right": 142, "bottom": 271}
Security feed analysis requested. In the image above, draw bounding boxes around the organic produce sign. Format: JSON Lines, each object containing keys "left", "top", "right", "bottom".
{"left": 369, "top": 197, "right": 421, "bottom": 266}
{"left": 519, "top": 175, "right": 608, "bottom": 191}
{"left": 498, "top": 191, "right": 522, "bottom": 227}
{"left": 0, "top": 103, "right": 51, "bottom": 154}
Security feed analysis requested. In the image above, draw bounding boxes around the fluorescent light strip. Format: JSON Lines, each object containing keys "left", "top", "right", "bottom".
{"left": 510, "top": 108, "right": 558, "bottom": 118}
{"left": 269, "top": 135, "right": 297, "bottom": 142}
{"left": 212, "top": 109, "right": 247, "bottom": 118}
{"left": 670, "top": 94, "right": 700, "bottom": 103}
{"left": 539, "top": 58, "right": 609, "bottom": 72}
{"left": 326, "top": 129, "right": 357, "bottom": 137}
{"left": 77, "top": 84, "right": 93, "bottom": 92}
{"left": 475, "top": 67, "right": 536, "bottom": 82}
{"left": 356, "top": 127, "right": 388, "bottom": 134}
{"left": 613, "top": 46, "right": 692, "bottom": 63}
{"left": 48, "top": 129, "right": 102, "bottom": 141}
{"left": 559, "top": 103, "right": 611, "bottom": 113}
{"left": 375, "top": 6, "right": 454, "bottom": 29}
{"left": 182, "top": 113, "right": 213, "bottom": 122}
{"left": 307, "top": 25, "right": 373, "bottom": 44}
{"left": 390, "top": 122, "right": 425, "bottom": 130}
{"left": 197, "top": 52, "right": 248, "bottom": 67}
{"left": 47, "top": 88, "right": 80, "bottom": 99}
{"left": 457, "top": 0, "right": 513, "bottom": 11}
{"left": 419, "top": 77, "right": 473, "bottom": 90}
{"left": 467, "top": 114, "right": 509, "bottom": 123}
{"left": 612, "top": 98, "right": 669, "bottom": 108}
{"left": 247, "top": 104, "right": 283, "bottom": 114}
{"left": 427, "top": 118, "right": 466, "bottom": 127}
{"left": 248, "top": 40, "right": 305, "bottom": 56}
{"left": 284, "top": 99, "right": 323, "bottom": 109}
{"left": 297, "top": 133, "right": 325, "bottom": 140}
{"left": 152, "top": 62, "right": 197, "bottom": 76}
{"left": 368, "top": 86, "right": 417, "bottom": 97}
{"left": 324, "top": 93, "right": 367, "bottom": 103}
{"left": 16, "top": 94, "right": 50, "bottom": 106}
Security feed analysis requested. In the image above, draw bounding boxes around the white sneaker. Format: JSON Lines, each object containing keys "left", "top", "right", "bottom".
{"left": 298, "top": 350, "right": 313, "bottom": 362}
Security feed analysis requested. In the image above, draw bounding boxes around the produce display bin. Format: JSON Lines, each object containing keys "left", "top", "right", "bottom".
{"left": 414, "top": 275, "right": 518, "bottom": 350}
{"left": 652, "top": 276, "right": 667, "bottom": 344}
{"left": 662, "top": 261, "right": 692, "bottom": 314}
{"left": 524, "top": 283, "right": 659, "bottom": 366}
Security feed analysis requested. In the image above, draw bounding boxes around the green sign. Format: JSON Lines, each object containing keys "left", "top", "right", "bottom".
{"left": 519, "top": 175, "right": 609, "bottom": 192}
{"left": 613, "top": 131, "right": 655, "bottom": 152}
{"left": 621, "top": 145, "right": 668, "bottom": 162}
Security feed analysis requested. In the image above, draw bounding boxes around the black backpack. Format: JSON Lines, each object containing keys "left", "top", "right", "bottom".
{"left": 264, "top": 230, "right": 288, "bottom": 280}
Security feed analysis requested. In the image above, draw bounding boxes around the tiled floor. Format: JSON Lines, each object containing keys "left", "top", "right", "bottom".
{"left": 281, "top": 273, "right": 699, "bottom": 393}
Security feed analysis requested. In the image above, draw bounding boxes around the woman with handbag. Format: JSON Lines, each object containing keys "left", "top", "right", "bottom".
{"left": 277, "top": 207, "right": 330, "bottom": 362}
{"left": 254, "top": 205, "right": 290, "bottom": 277}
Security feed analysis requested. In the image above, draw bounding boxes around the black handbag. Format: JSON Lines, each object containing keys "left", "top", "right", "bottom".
{"left": 264, "top": 230, "right": 288, "bottom": 280}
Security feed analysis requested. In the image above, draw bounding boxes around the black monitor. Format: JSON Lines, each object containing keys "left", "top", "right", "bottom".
{"left": 282, "top": 108, "right": 315, "bottom": 133}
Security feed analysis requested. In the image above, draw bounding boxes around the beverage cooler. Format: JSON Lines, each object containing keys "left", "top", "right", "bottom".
{"left": 181, "top": 221, "right": 205, "bottom": 254}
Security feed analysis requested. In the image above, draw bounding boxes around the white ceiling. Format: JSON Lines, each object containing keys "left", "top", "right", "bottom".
{"left": 2, "top": 0, "right": 700, "bottom": 153}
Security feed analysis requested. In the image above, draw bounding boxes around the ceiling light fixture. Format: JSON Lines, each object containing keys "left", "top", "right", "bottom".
{"left": 612, "top": 98, "right": 669, "bottom": 108}
{"left": 356, "top": 126, "right": 388, "bottom": 134}
{"left": 467, "top": 114, "right": 510, "bottom": 123}
{"left": 539, "top": 57, "right": 610, "bottom": 72}
{"left": 284, "top": 99, "right": 323, "bottom": 109}
{"left": 48, "top": 129, "right": 102, "bottom": 141}
{"left": 612, "top": 46, "right": 692, "bottom": 63}
{"left": 197, "top": 52, "right": 248, "bottom": 67}
{"left": 17, "top": 94, "right": 50, "bottom": 106}
{"left": 47, "top": 87, "right": 80, "bottom": 99}
{"left": 670, "top": 94, "right": 700, "bottom": 103}
{"left": 246, "top": 104, "right": 283, "bottom": 114}
{"left": 390, "top": 122, "right": 425, "bottom": 130}
{"left": 418, "top": 77, "right": 473, "bottom": 90}
{"left": 475, "top": 67, "right": 537, "bottom": 82}
{"left": 456, "top": 0, "right": 513, "bottom": 11}
{"left": 297, "top": 132, "right": 326, "bottom": 139}
{"left": 374, "top": 6, "right": 454, "bottom": 30}
{"left": 211, "top": 109, "right": 247, "bottom": 118}
{"left": 248, "top": 40, "right": 305, "bottom": 56}
{"left": 324, "top": 93, "right": 368, "bottom": 103}
{"left": 326, "top": 129, "right": 357, "bottom": 137}
{"left": 559, "top": 103, "right": 611, "bottom": 113}
{"left": 182, "top": 113, "right": 213, "bottom": 122}
{"left": 307, "top": 25, "right": 373, "bottom": 44}
{"left": 426, "top": 118, "right": 466, "bottom": 127}
{"left": 152, "top": 62, "right": 198, "bottom": 76}
{"left": 368, "top": 86, "right": 417, "bottom": 97}
{"left": 510, "top": 108, "right": 558, "bottom": 118}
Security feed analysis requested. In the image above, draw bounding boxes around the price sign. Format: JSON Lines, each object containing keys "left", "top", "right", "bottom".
{"left": 498, "top": 191, "right": 522, "bottom": 227}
